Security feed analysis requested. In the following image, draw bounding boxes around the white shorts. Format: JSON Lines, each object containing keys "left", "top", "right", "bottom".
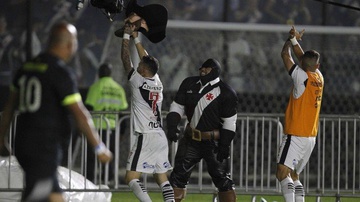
{"left": 277, "top": 134, "right": 316, "bottom": 175}
{"left": 126, "top": 130, "right": 173, "bottom": 174}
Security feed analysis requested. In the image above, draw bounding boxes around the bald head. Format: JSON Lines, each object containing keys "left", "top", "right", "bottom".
{"left": 48, "top": 21, "right": 78, "bottom": 62}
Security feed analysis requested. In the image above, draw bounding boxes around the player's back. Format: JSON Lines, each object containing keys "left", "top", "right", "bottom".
{"left": 13, "top": 53, "right": 78, "bottom": 134}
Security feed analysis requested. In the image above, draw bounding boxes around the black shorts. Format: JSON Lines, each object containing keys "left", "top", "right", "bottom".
{"left": 15, "top": 129, "right": 64, "bottom": 201}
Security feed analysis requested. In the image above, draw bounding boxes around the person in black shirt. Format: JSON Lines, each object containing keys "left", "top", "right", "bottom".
{"left": 0, "top": 21, "right": 112, "bottom": 202}
{"left": 166, "top": 58, "right": 238, "bottom": 202}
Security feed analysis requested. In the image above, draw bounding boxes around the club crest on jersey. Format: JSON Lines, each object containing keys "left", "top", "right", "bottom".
{"left": 206, "top": 93, "right": 214, "bottom": 100}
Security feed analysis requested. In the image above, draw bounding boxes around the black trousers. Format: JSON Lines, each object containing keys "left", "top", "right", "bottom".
{"left": 169, "top": 136, "right": 234, "bottom": 192}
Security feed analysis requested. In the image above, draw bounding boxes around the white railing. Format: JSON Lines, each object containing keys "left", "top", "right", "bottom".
{"left": 1, "top": 112, "right": 360, "bottom": 199}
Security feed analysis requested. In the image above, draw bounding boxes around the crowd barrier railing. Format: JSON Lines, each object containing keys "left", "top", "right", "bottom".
{"left": 1, "top": 112, "right": 360, "bottom": 199}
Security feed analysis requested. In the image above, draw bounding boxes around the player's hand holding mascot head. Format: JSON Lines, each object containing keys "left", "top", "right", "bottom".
{"left": 115, "top": 0, "right": 168, "bottom": 43}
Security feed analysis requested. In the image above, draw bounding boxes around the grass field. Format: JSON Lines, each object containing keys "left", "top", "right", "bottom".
{"left": 111, "top": 192, "right": 360, "bottom": 202}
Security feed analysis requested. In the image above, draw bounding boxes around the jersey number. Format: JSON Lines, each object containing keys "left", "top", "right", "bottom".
{"left": 18, "top": 75, "right": 42, "bottom": 112}
{"left": 149, "top": 92, "right": 159, "bottom": 115}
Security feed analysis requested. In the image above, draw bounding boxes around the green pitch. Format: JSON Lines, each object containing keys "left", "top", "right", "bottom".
{"left": 111, "top": 192, "right": 360, "bottom": 202}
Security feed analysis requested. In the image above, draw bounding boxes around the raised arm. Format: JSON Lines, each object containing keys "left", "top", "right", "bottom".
{"left": 289, "top": 26, "right": 305, "bottom": 62}
{"left": 281, "top": 26, "right": 305, "bottom": 72}
{"left": 121, "top": 23, "right": 135, "bottom": 74}
{"left": 132, "top": 31, "right": 148, "bottom": 59}
{"left": 281, "top": 37, "right": 295, "bottom": 72}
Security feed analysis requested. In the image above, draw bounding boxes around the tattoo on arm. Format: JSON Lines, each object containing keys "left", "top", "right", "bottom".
{"left": 281, "top": 40, "right": 295, "bottom": 71}
{"left": 281, "top": 40, "right": 292, "bottom": 57}
{"left": 121, "top": 40, "right": 132, "bottom": 74}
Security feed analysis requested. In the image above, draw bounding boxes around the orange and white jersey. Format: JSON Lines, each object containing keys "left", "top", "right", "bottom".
{"left": 129, "top": 69, "right": 164, "bottom": 134}
{"left": 284, "top": 65, "right": 324, "bottom": 137}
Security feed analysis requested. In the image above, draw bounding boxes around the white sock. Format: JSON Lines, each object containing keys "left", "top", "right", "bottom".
{"left": 160, "top": 181, "right": 175, "bottom": 202}
{"left": 280, "top": 177, "right": 295, "bottom": 202}
{"left": 128, "top": 179, "right": 152, "bottom": 202}
{"left": 294, "top": 180, "right": 304, "bottom": 202}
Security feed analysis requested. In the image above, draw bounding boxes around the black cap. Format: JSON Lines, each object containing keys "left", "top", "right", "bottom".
{"left": 115, "top": 0, "right": 168, "bottom": 43}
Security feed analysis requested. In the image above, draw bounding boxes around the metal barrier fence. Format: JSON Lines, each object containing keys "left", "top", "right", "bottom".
{"left": 1, "top": 112, "right": 360, "bottom": 199}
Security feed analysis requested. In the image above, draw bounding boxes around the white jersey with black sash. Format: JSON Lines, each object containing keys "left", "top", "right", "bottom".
{"left": 128, "top": 69, "right": 164, "bottom": 134}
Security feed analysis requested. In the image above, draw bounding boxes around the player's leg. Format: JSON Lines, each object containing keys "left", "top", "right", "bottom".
{"left": 204, "top": 145, "right": 236, "bottom": 202}
{"left": 276, "top": 164, "right": 294, "bottom": 202}
{"left": 126, "top": 170, "right": 152, "bottom": 202}
{"left": 291, "top": 171, "right": 304, "bottom": 202}
{"left": 290, "top": 136, "right": 316, "bottom": 202}
{"left": 154, "top": 173, "right": 175, "bottom": 202}
{"left": 49, "top": 193, "right": 65, "bottom": 202}
{"left": 276, "top": 135, "right": 296, "bottom": 202}
{"left": 125, "top": 133, "right": 152, "bottom": 201}
{"left": 152, "top": 130, "right": 174, "bottom": 201}
{"left": 169, "top": 138, "right": 201, "bottom": 202}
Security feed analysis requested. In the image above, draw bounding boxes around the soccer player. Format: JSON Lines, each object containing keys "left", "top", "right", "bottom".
{"left": 0, "top": 21, "right": 112, "bottom": 202}
{"left": 277, "top": 26, "right": 324, "bottom": 202}
{"left": 120, "top": 19, "right": 174, "bottom": 201}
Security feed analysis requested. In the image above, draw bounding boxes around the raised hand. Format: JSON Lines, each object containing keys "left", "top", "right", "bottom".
{"left": 289, "top": 25, "right": 305, "bottom": 41}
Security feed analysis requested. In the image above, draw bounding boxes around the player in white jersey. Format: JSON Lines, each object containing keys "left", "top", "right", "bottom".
{"left": 130, "top": 71, "right": 163, "bottom": 133}
{"left": 120, "top": 17, "right": 174, "bottom": 202}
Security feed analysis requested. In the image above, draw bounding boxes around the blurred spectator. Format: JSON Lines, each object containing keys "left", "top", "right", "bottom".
{"left": 226, "top": 32, "right": 251, "bottom": 92}
{"left": 234, "top": 0, "right": 263, "bottom": 23}
{"left": 172, "top": 0, "right": 198, "bottom": 20}
{"left": 45, "top": 1, "right": 81, "bottom": 32}
{"left": 19, "top": 20, "right": 43, "bottom": 61}
{"left": 0, "top": 15, "right": 14, "bottom": 86}
{"left": 77, "top": 28, "right": 103, "bottom": 87}
{"left": 287, "top": 0, "right": 312, "bottom": 25}
{"left": 263, "top": 0, "right": 312, "bottom": 25}
{"left": 159, "top": 39, "right": 191, "bottom": 91}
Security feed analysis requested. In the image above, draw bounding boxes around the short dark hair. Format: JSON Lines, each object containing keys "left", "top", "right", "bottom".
{"left": 142, "top": 55, "right": 159, "bottom": 75}
{"left": 302, "top": 50, "right": 320, "bottom": 68}
{"left": 98, "top": 63, "right": 112, "bottom": 78}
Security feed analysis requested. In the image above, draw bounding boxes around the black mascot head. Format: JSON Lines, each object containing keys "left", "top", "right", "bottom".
{"left": 199, "top": 58, "right": 221, "bottom": 84}
{"left": 115, "top": 0, "right": 168, "bottom": 43}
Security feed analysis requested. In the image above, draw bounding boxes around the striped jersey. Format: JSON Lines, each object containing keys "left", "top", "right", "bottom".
{"left": 284, "top": 65, "right": 324, "bottom": 137}
{"left": 128, "top": 69, "right": 163, "bottom": 133}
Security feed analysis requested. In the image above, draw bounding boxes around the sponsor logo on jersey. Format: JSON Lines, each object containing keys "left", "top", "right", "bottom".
{"left": 143, "top": 162, "right": 155, "bottom": 169}
{"left": 142, "top": 83, "right": 162, "bottom": 91}
{"left": 163, "top": 162, "right": 171, "bottom": 169}
{"left": 148, "top": 121, "right": 161, "bottom": 128}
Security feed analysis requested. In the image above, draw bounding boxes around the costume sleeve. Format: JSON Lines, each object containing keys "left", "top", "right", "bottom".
{"left": 219, "top": 86, "right": 238, "bottom": 146}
